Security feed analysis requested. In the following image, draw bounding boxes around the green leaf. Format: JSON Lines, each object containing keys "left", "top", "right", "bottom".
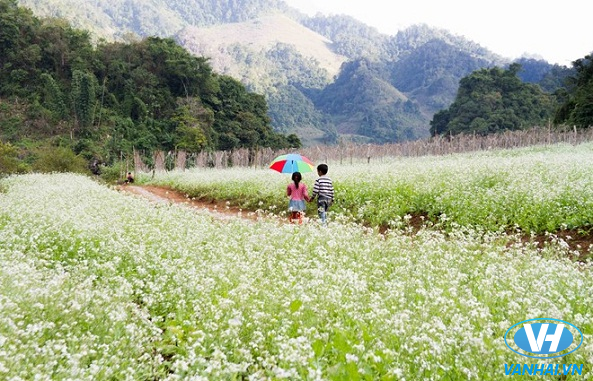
{"left": 289, "top": 299, "right": 303, "bottom": 313}
{"left": 312, "top": 339, "right": 325, "bottom": 357}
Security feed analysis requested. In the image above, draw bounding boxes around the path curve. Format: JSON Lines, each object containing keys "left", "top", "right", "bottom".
{"left": 120, "top": 184, "right": 262, "bottom": 222}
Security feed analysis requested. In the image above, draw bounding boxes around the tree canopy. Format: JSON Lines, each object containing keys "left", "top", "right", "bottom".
{"left": 554, "top": 55, "right": 593, "bottom": 128}
{"left": 430, "top": 64, "right": 557, "bottom": 136}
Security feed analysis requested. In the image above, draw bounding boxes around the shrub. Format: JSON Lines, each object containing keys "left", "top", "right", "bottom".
{"left": 32, "top": 146, "right": 89, "bottom": 174}
{"left": 0, "top": 140, "right": 28, "bottom": 175}
{"left": 99, "top": 161, "right": 130, "bottom": 184}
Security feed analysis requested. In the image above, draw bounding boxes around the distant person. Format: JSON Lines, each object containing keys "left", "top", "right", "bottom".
{"left": 287, "top": 171, "right": 310, "bottom": 224}
{"left": 89, "top": 158, "right": 101, "bottom": 176}
{"left": 125, "top": 172, "right": 134, "bottom": 184}
{"left": 310, "top": 164, "right": 334, "bottom": 225}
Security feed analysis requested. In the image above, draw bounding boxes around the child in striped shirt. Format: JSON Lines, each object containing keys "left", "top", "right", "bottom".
{"left": 310, "top": 163, "right": 334, "bottom": 225}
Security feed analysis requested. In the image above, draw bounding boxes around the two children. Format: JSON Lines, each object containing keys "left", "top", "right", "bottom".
{"left": 287, "top": 164, "right": 334, "bottom": 224}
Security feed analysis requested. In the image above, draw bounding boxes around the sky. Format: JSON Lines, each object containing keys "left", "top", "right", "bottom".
{"left": 282, "top": 0, "right": 592, "bottom": 66}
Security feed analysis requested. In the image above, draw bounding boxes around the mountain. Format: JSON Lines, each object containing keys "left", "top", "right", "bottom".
{"left": 174, "top": 13, "right": 513, "bottom": 144}
{"left": 15, "top": 0, "right": 568, "bottom": 145}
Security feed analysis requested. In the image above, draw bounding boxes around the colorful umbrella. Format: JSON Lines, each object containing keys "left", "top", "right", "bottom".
{"left": 269, "top": 153, "right": 315, "bottom": 174}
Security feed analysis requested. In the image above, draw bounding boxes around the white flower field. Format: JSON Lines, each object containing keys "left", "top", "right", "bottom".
{"left": 145, "top": 143, "right": 593, "bottom": 233}
{"left": 1, "top": 143, "right": 592, "bottom": 380}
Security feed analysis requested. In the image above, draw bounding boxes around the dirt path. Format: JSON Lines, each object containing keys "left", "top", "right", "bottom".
{"left": 120, "top": 184, "right": 262, "bottom": 222}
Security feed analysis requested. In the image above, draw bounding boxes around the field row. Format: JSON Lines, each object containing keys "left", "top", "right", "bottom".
{"left": 143, "top": 143, "right": 593, "bottom": 234}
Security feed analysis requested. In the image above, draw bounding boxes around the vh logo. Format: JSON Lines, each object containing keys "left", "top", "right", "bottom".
{"left": 504, "top": 318, "right": 583, "bottom": 359}
{"left": 520, "top": 323, "right": 566, "bottom": 353}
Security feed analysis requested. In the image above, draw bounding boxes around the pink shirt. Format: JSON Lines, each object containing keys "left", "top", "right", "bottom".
{"left": 287, "top": 182, "right": 310, "bottom": 201}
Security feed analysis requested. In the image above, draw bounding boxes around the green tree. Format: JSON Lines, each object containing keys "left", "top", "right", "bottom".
{"left": 172, "top": 98, "right": 213, "bottom": 151}
{"left": 40, "top": 73, "right": 68, "bottom": 121}
{"left": 71, "top": 70, "right": 97, "bottom": 131}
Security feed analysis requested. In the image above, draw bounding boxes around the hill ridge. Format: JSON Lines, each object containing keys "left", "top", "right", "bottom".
{"left": 176, "top": 12, "right": 347, "bottom": 77}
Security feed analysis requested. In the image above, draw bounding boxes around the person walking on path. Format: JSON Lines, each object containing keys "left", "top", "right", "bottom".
{"left": 310, "top": 164, "right": 334, "bottom": 225}
{"left": 287, "top": 171, "right": 310, "bottom": 224}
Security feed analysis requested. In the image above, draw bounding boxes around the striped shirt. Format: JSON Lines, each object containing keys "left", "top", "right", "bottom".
{"left": 312, "top": 175, "right": 334, "bottom": 200}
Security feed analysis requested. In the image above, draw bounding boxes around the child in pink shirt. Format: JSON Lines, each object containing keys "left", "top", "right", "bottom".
{"left": 287, "top": 171, "right": 310, "bottom": 223}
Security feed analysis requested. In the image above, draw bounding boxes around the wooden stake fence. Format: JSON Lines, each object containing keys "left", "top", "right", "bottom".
{"left": 128, "top": 127, "right": 593, "bottom": 172}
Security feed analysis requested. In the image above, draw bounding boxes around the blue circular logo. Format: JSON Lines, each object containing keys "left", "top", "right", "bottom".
{"left": 504, "top": 318, "right": 583, "bottom": 359}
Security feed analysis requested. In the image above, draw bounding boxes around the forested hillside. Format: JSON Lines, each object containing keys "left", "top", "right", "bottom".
{"left": 13, "top": 0, "right": 582, "bottom": 145}
{"left": 17, "top": 0, "right": 293, "bottom": 39}
{"left": 430, "top": 57, "right": 593, "bottom": 137}
{"left": 430, "top": 64, "right": 557, "bottom": 136}
{"left": 0, "top": 0, "right": 299, "bottom": 174}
